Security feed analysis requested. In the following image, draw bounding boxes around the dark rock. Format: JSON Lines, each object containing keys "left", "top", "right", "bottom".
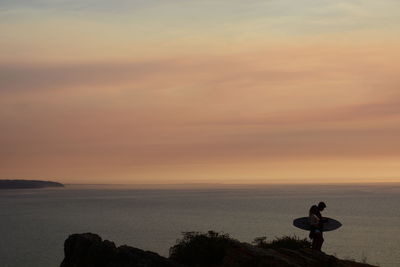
{"left": 222, "top": 243, "right": 375, "bottom": 267}
{"left": 60, "top": 233, "right": 182, "bottom": 267}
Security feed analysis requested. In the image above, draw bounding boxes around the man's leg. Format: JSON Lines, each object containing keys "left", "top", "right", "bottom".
{"left": 312, "top": 238, "right": 318, "bottom": 250}
{"left": 316, "top": 234, "right": 324, "bottom": 251}
{"left": 312, "top": 233, "right": 323, "bottom": 251}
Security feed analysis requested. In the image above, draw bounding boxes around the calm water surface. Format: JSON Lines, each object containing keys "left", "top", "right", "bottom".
{"left": 1, "top": 184, "right": 399, "bottom": 267}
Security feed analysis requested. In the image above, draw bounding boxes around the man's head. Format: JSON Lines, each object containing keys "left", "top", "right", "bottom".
{"left": 318, "top": 201, "right": 326, "bottom": 211}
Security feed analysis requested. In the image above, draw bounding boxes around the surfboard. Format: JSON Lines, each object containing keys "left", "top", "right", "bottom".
{"left": 293, "top": 217, "right": 342, "bottom": 231}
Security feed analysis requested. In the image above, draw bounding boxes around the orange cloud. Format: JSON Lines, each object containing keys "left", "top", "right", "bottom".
{"left": 1, "top": 43, "right": 400, "bottom": 183}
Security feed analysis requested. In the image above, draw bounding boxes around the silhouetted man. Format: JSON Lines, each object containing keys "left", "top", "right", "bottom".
{"left": 312, "top": 201, "right": 326, "bottom": 251}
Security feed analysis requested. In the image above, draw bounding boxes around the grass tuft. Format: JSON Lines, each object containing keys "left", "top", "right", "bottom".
{"left": 253, "top": 235, "right": 312, "bottom": 250}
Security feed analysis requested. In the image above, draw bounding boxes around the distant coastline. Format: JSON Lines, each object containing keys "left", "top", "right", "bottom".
{"left": 0, "top": 179, "right": 64, "bottom": 189}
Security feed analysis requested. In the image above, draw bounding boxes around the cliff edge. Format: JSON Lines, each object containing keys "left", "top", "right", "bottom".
{"left": 60, "top": 233, "right": 376, "bottom": 267}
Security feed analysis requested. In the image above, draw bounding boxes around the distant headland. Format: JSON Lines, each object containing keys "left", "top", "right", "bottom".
{"left": 0, "top": 179, "right": 64, "bottom": 189}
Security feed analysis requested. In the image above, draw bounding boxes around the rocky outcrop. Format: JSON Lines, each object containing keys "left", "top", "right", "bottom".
{"left": 60, "top": 233, "right": 181, "bottom": 267}
{"left": 221, "top": 242, "right": 374, "bottom": 267}
{"left": 60, "top": 233, "right": 376, "bottom": 267}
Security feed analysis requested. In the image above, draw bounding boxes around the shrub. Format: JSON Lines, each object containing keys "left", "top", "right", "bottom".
{"left": 253, "top": 235, "right": 311, "bottom": 250}
{"left": 169, "top": 231, "right": 237, "bottom": 266}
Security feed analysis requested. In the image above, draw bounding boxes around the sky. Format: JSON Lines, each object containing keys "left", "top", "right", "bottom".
{"left": 1, "top": 0, "right": 400, "bottom": 184}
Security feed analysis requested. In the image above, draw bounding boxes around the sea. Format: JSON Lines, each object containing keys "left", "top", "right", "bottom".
{"left": 1, "top": 183, "right": 399, "bottom": 267}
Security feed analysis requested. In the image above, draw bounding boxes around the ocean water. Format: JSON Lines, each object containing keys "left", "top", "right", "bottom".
{"left": 0, "top": 184, "right": 399, "bottom": 267}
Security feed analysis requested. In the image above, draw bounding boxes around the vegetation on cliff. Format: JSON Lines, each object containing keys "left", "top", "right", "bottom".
{"left": 169, "top": 231, "right": 236, "bottom": 266}
{"left": 60, "top": 231, "right": 376, "bottom": 267}
{"left": 252, "top": 235, "right": 311, "bottom": 250}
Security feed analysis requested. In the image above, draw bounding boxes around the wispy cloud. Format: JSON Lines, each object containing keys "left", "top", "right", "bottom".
{"left": 0, "top": 60, "right": 173, "bottom": 91}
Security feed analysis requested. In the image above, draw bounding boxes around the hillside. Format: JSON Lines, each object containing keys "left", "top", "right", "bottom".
{"left": 60, "top": 232, "right": 376, "bottom": 267}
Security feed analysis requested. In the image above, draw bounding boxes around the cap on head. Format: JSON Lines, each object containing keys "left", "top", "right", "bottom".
{"left": 318, "top": 202, "right": 327, "bottom": 209}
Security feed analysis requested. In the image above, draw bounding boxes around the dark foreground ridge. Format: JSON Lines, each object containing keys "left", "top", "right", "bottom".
{"left": 0, "top": 179, "right": 64, "bottom": 189}
{"left": 60, "top": 232, "right": 376, "bottom": 267}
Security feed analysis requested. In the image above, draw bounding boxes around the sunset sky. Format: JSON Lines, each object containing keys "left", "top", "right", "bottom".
{"left": 1, "top": 0, "right": 400, "bottom": 184}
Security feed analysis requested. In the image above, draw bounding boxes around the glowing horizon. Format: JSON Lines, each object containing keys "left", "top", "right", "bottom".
{"left": 1, "top": 0, "right": 400, "bottom": 184}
